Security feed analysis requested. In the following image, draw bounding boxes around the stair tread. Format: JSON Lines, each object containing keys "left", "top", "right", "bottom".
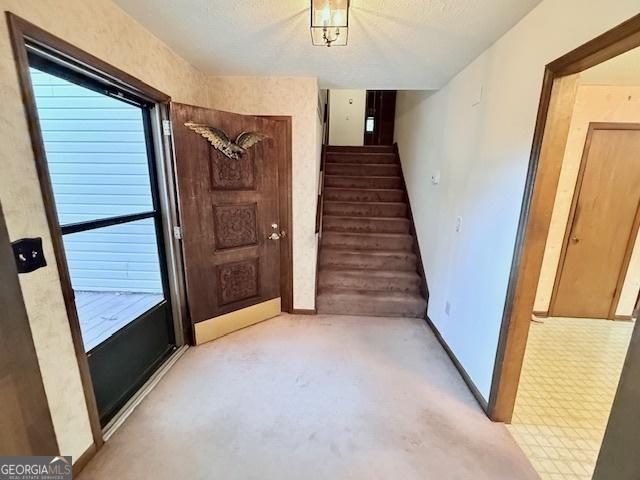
{"left": 325, "top": 162, "right": 398, "bottom": 166}
{"left": 321, "top": 231, "right": 414, "bottom": 251}
{"left": 326, "top": 174, "right": 401, "bottom": 180}
{"left": 324, "top": 188, "right": 404, "bottom": 196}
{"left": 326, "top": 151, "right": 395, "bottom": 155}
{"left": 321, "top": 248, "right": 416, "bottom": 257}
{"left": 317, "top": 289, "right": 425, "bottom": 301}
{"left": 323, "top": 215, "right": 410, "bottom": 221}
{"left": 323, "top": 231, "right": 412, "bottom": 238}
{"left": 319, "top": 268, "right": 420, "bottom": 278}
{"left": 324, "top": 200, "right": 406, "bottom": 206}
{"left": 325, "top": 187, "right": 403, "bottom": 191}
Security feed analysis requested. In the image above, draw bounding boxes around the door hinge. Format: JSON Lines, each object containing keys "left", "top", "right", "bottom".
{"left": 173, "top": 226, "right": 182, "bottom": 240}
{"left": 162, "top": 120, "right": 172, "bottom": 137}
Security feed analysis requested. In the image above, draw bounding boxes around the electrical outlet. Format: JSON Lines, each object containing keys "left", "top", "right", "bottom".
{"left": 445, "top": 301, "right": 451, "bottom": 316}
{"left": 472, "top": 84, "right": 483, "bottom": 107}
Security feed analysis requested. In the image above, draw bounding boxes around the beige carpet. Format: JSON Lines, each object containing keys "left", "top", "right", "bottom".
{"left": 79, "top": 314, "right": 538, "bottom": 480}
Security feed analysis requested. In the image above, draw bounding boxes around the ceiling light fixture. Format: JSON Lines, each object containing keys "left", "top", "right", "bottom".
{"left": 311, "top": 0, "right": 350, "bottom": 47}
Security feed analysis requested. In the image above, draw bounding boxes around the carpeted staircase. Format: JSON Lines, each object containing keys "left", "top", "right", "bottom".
{"left": 316, "top": 145, "right": 427, "bottom": 318}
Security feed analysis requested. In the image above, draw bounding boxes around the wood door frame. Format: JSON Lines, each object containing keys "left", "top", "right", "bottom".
{"left": 489, "top": 13, "right": 640, "bottom": 422}
{"left": 259, "top": 115, "right": 294, "bottom": 313}
{"left": 6, "top": 12, "right": 180, "bottom": 461}
{"left": 363, "top": 90, "right": 397, "bottom": 146}
{"left": 549, "top": 122, "right": 640, "bottom": 320}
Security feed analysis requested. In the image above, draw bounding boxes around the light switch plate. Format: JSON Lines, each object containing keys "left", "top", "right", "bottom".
{"left": 11, "top": 237, "right": 46, "bottom": 274}
{"left": 455, "top": 216, "right": 462, "bottom": 232}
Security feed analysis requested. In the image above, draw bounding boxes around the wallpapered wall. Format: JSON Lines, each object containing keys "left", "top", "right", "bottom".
{"left": 205, "top": 77, "right": 320, "bottom": 310}
{"left": 0, "top": 0, "right": 319, "bottom": 461}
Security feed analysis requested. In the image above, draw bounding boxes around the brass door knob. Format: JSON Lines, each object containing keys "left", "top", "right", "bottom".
{"left": 267, "top": 230, "right": 286, "bottom": 241}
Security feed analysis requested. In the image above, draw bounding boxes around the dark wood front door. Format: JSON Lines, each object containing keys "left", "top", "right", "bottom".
{"left": 0, "top": 203, "right": 58, "bottom": 455}
{"left": 551, "top": 123, "right": 640, "bottom": 319}
{"left": 171, "top": 104, "right": 284, "bottom": 344}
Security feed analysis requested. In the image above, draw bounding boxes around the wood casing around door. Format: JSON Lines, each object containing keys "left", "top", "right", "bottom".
{"left": 6, "top": 12, "right": 182, "bottom": 457}
{"left": 550, "top": 123, "right": 640, "bottom": 320}
{"left": 364, "top": 90, "right": 397, "bottom": 145}
{"left": 489, "top": 13, "right": 640, "bottom": 423}
{"left": 260, "top": 115, "right": 294, "bottom": 314}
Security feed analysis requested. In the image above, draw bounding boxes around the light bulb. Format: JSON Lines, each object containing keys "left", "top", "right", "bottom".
{"left": 322, "top": 2, "right": 331, "bottom": 26}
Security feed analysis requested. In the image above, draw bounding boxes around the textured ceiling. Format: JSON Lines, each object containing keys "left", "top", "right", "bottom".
{"left": 114, "top": 0, "right": 542, "bottom": 89}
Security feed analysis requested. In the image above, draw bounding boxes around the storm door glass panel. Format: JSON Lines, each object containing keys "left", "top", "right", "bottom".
{"left": 30, "top": 68, "right": 154, "bottom": 225}
{"left": 29, "top": 63, "right": 169, "bottom": 352}
{"left": 64, "top": 218, "right": 164, "bottom": 350}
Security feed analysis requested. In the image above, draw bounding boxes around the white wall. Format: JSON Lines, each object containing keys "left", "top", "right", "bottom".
{"left": 328, "top": 89, "right": 366, "bottom": 146}
{"left": 394, "top": 0, "right": 640, "bottom": 400}
{"left": 534, "top": 84, "right": 640, "bottom": 318}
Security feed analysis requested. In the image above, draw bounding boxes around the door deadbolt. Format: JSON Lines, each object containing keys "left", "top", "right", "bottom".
{"left": 268, "top": 222, "right": 286, "bottom": 240}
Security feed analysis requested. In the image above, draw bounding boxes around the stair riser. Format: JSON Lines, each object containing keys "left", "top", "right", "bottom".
{"left": 322, "top": 233, "right": 413, "bottom": 251}
{"left": 324, "top": 202, "right": 407, "bottom": 218}
{"left": 319, "top": 272, "right": 421, "bottom": 293}
{"left": 317, "top": 296, "right": 426, "bottom": 318}
{"left": 324, "top": 188, "right": 404, "bottom": 203}
{"left": 325, "top": 176, "right": 402, "bottom": 189}
{"left": 325, "top": 163, "right": 401, "bottom": 177}
{"left": 324, "top": 217, "right": 410, "bottom": 234}
{"left": 326, "top": 153, "right": 397, "bottom": 165}
{"left": 319, "top": 252, "right": 416, "bottom": 271}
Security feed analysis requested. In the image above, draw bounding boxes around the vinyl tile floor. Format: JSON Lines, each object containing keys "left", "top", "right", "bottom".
{"left": 508, "top": 316, "right": 634, "bottom": 480}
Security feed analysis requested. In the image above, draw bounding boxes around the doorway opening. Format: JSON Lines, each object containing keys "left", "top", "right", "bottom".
{"left": 8, "top": 14, "right": 187, "bottom": 446}
{"left": 490, "top": 16, "right": 640, "bottom": 480}
{"left": 326, "top": 89, "right": 396, "bottom": 146}
{"left": 364, "top": 90, "right": 397, "bottom": 145}
{"left": 27, "top": 52, "right": 176, "bottom": 427}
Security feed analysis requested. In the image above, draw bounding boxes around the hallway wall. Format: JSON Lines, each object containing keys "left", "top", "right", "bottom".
{"left": 394, "top": 0, "right": 640, "bottom": 400}
{"left": 0, "top": 0, "right": 320, "bottom": 460}
{"left": 328, "top": 89, "right": 366, "bottom": 146}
